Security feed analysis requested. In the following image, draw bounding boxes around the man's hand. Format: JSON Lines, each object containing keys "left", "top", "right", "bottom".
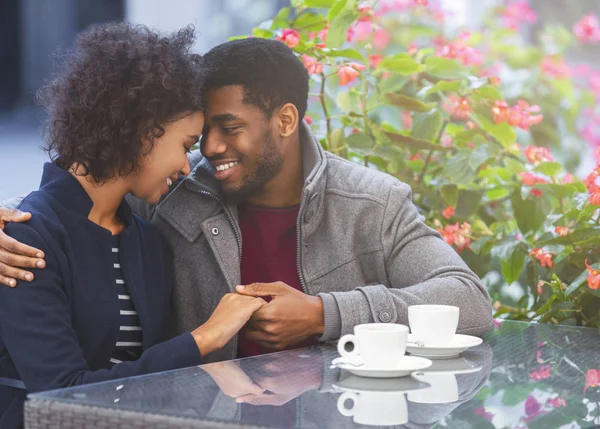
{"left": 0, "top": 208, "right": 46, "bottom": 287}
{"left": 236, "top": 282, "right": 324, "bottom": 350}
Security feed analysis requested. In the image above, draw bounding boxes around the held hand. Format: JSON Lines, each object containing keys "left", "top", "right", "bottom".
{"left": 235, "top": 350, "right": 324, "bottom": 406}
{"left": 236, "top": 282, "right": 325, "bottom": 350}
{"left": 192, "top": 293, "right": 266, "bottom": 356}
{"left": 202, "top": 361, "right": 266, "bottom": 399}
{"left": 0, "top": 208, "right": 46, "bottom": 287}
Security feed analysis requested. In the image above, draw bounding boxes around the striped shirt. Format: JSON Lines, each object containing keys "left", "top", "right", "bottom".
{"left": 110, "top": 235, "right": 143, "bottom": 365}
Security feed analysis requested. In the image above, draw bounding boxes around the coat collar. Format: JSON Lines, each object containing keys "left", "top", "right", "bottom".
{"left": 39, "top": 162, "right": 133, "bottom": 225}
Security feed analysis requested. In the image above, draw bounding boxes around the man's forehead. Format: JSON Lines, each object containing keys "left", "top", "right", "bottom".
{"left": 205, "top": 86, "right": 263, "bottom": 122}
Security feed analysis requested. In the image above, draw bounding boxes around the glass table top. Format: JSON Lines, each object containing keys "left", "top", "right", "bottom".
{"left": 24, "top": 320, "right": 600, "bottom": 428}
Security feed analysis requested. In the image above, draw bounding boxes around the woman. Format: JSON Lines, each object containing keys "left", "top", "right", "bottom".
{"left": 0, "top": 22, "right": 265, "bottom": 416}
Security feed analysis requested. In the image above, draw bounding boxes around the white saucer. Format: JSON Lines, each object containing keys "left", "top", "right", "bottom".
{"left": 406, "top": 334, "right": 483, "bottom": 359}
{"left": 335, "top": 356, "right": 432, "bottom": 378}
{"left": 333, "top": 375, "right": 429, "bottom": 393}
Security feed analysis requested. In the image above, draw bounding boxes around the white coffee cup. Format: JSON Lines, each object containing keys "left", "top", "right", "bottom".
{"left": 408, "top": 305, "right": 459, "bottom": 345}
{"left": 337, "top": 323, "right": 409, "bottom": 369}
{"left": 407, "top": 372, "right": 459, "bottom": 404}
{"left": 337, "top": 390, "right": 408, "bottom": 426}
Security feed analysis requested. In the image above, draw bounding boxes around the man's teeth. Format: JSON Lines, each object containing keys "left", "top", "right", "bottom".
{"left": 216, "top": 162, "right": 239, "bottom": 172}
{"left": 166, "top": 178, "right": 173, "bottom": 187}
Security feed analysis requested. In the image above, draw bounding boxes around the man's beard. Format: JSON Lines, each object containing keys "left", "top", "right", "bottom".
{"left": 221, "top": 130, "right": 283, "bottom": 205}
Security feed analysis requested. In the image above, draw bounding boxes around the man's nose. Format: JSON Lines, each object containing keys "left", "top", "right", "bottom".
{"left": 201, "top": 131, "right": 227, "bottom": 158}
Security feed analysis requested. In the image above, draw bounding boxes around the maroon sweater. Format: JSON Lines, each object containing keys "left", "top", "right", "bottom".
{"left": 237, "top": 203, "right": 317, "bottom": 358}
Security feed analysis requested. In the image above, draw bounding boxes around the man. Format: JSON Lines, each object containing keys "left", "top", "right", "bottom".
{"left": 0, "top": 38, "right": 493, "bottom": 363}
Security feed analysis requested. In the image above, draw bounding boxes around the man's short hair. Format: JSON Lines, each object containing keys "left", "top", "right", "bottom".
{"left": 203, "top": 38, "right": 309, "bottom": 120}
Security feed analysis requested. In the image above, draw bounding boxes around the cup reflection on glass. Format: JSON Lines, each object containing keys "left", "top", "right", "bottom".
{"left": 407, "top": 372, "right": 459, "bottom": 404}
{"left": 337, "top": 323, "right": 409, "bottom": 368}
{"left": 337, "top": 390, "right": 409, "bottom": 426}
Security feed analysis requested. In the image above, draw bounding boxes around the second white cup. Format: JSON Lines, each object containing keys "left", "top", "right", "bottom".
{"left": 337, "top": 323, "right": 409, "bottom": 369}
{"left": 408, "top": 305, "right": 459, "bottom": 345}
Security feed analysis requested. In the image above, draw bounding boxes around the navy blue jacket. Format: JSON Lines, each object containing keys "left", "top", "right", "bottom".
{"left": 0, "top": 163, "right": 202, "bottom": 393}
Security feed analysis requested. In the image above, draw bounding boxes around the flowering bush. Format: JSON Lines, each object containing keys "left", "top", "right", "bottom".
{"left": 244, "top": 0, "right": 600, "bottom": 327}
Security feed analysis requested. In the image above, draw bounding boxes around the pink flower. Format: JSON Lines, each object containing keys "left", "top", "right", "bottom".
{"left": 402, "top": 111, "right": 412, "bottom": 129}
{"left": 496, "top": 101, "right": 543, "bottom": 130}
{"left": 574, "top": 14, "right": 600, "bottom": 44}
{"left": 520, "top": 172, "right": 548, "bottom": 187}
{"left": 373, "top": 28, "right": 391, "bottom": 50}
{"left": 502, "top": 0, "right": 537, "bottom": 30}
{"left": 301, "top": 55, "right": 323, "bottom": 76}
{"left": 585, "top": 260, "right": 600, "bottom": 290}
{"left": 537, "top": 280, "right": 544, "bottom": 295}
{"left": 474, "top": 408, "right": 494, "bottom": 421}
{"left": 443, "top": 95, "right": 472, "bottom": 120}
{"left": 536, "top": 349, "right": 544, "bottom": 363}
{"left": 304, "top": 115, "right": 313, "bottom": 125}
{"left": 348, "top": 20, "right": 372, "bottom": 42}
{"left": 442, "top": 206, "right": 455, "bottom": 219}
{"left": 562, "top": 173, "right": 574, "bottom": 184}
{"left": 554, "top": 226, "right": 569, "bottom": 236}
{"left": 369, "top": 54, "right": 384, "bottom": 69}
{"left": 530, "top": 248, "right": 553, "bottom": 269}
{"left": 414, "top": 0, "right": 428, "bottom": 5}
{"left": 586, "top": 368, "right": 600, "bottom": 392}
{"left": 337, "top": 63, "right": 365, "bottom": 85}
{"left": 547, "top": 397, "right": 567, "bottom": 408}
{"left": 529, "top": 364, "right": 552, "bottom": 381}
{"left": 358, "top": 3, "right": 373, "bottom": 22}
{"left": 436, "top": 33, "right": 484, "bottom": 67}
{"left": 488, "top": 76, "right": 501, "bottom": 86}
{"left": 541, "top": 55, "right": 571, "bottom": 79}
{"left": 525, "top": 395, "right": 542, "bottom": 417}
{"left": 524, "top": 146, "right": 554, "bottom": 165}
{"left": 277, "top": 29, "right": 300, "bottom": 49}
{"left": 437, "top": 222, "right": 472, "bottom": 252}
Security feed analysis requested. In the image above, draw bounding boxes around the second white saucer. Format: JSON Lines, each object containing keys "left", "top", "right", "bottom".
{"left": 406, "top": 334, "right": 483, "bottom": 359}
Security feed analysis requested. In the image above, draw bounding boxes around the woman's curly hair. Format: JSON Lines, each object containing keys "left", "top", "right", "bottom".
{"left": 37, "top": 22, "right": 204, "bottom": 183}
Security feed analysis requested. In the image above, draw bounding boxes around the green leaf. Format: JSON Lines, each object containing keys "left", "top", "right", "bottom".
{"left": 472, "top": 85, "right": 503, "bottom": 103}
{"left": 442, "top": 151, "right": 477, "bottom": 185}
{"left": 426, "top": 80, "right": 463, "bottom": 94}
{"left": 305, "top": 0, "right": 336, "bottom": 7}
{"left": 378, "top": 74, "right": 410, "bottom": 94}
{"left": 378, "top": 54, "right": 423, "bottom": 75}
{"left": 336, "top": 91, "right": 360, "bottom": 113}
{"left": 424, "top": 56, "right": 467, "bottom": 79}
{"left": 511, "top": 190, "right": 552, "bottom": 234}
{"left": 411, "top": 109, "right": 444, "bottom": 142}
{"left": 385, "top": 131, "right": 450, "bottom": 151}
{"left": 271, "top": 7, "right": 291, "bottom": 28}
{"left": 229, "top": 35, "right": 250, "bottom": 41}
{"left": 477, "top": 116, "right": 517, "bottom": 148}
{"left": 346, "top": 132, "right": 373, "bottom": 152}
{"left": 326, "top": 0, "right": 358, "bottom": 48}
{"left": 294, "top": 11, "right": 327, "bottom": 32}
{"left": 500, "top": 248, "right": 526, "bottom": 284}
{"left": 486, "top": 187, "right": 510, "bottom": 201}
{"left": 251, "top": 28, "right": 274, "bottom": 39}
{"left": 535, "top": 183, "right": 585, "bottom": 199}
{"left": 533, "top": 162, "right": 563, "bottom": 177}
{"left": 469, "top": 144, "right": 499, "bottom": 170}
{"left": 502, "top": 385, "right": 534, "bottom": 406}
{"left": 321, "top": 48, "right": 366, "bottom": 63}
{"left": 386, "top": 94, "right": 436, "bottom": 112}
{"left": 440, "top": 184, "right": 459, "bottom": 207}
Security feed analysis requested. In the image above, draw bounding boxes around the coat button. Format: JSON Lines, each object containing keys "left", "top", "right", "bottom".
{"left": 211, "top": 227, "right": 219, "bottom": 235}
{"left": 379, "top": 311, "right": 392, "bottom": 323}
{"left": 304, "top": 210, "right": 315, "bottom": 223}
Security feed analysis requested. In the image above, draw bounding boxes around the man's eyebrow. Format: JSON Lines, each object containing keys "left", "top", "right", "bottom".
{"left": 210, "top": 113, "right": 242, "bottom": 124}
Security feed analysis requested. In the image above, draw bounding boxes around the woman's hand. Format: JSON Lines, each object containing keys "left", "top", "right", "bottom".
{"left": 191, "top": 293, "right": 266, "bottom": 356}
